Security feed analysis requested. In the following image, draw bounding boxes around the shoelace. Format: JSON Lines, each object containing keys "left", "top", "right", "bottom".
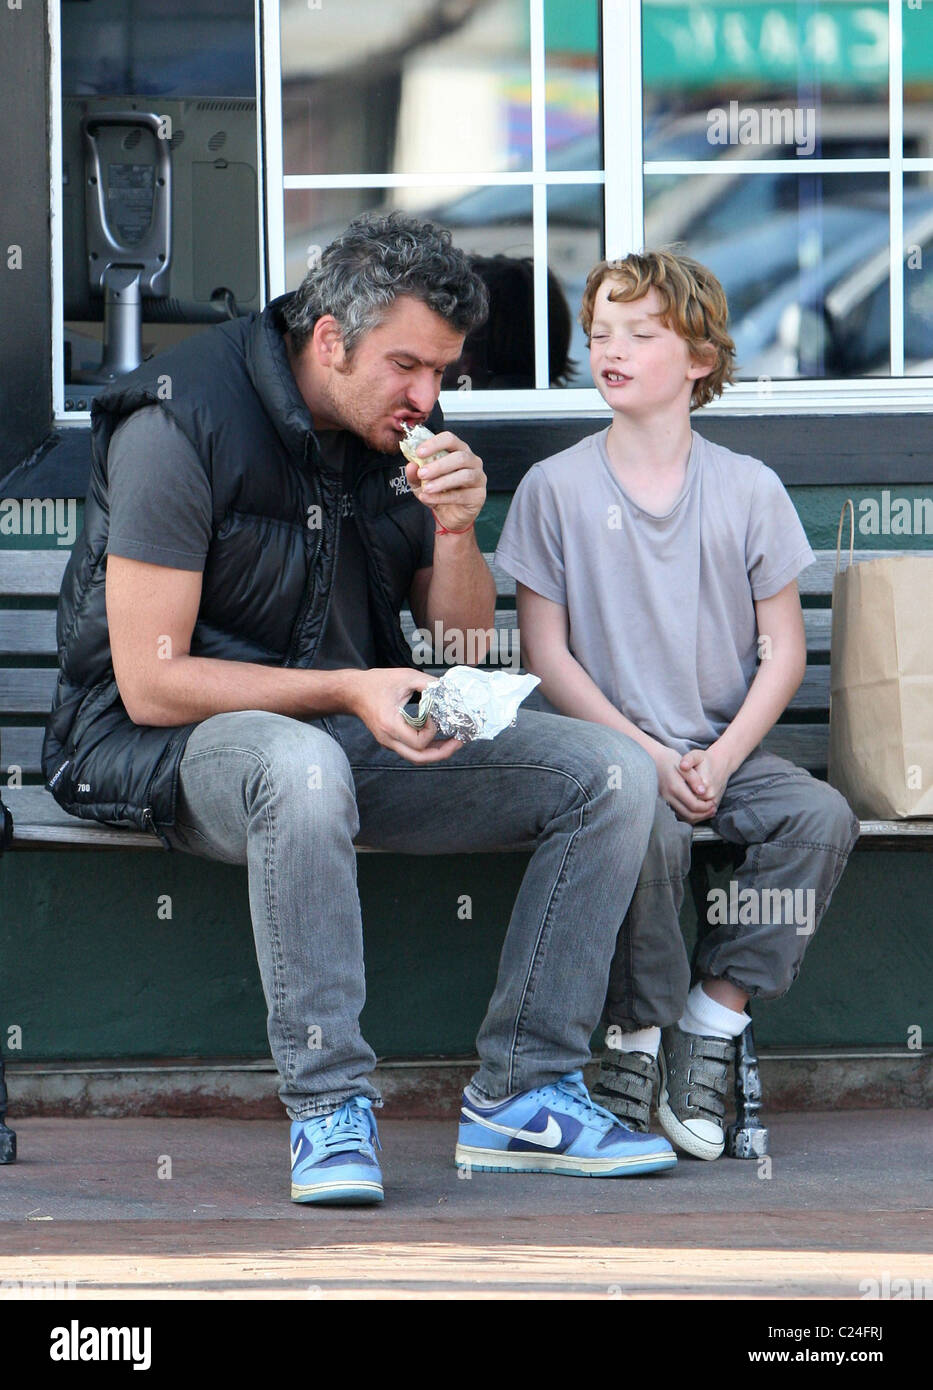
{"left": 319, "top": 1097, "right": 382, "bottom": 1154}
{"left": 531, "top": 1070, "right": 624, "bottom": 1132}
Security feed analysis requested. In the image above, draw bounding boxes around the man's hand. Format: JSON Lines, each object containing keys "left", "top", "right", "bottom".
{"left": 652, "top": 746, "right": 718, "bottom": 824}
{"left": 404, "top": 430, "right": 486, "bottom": 533}
{"left": 678, "top": 743, "right": 735, "bottom": 811}
{"left": 345, "top": 667, "right": 463, "bottom": 763}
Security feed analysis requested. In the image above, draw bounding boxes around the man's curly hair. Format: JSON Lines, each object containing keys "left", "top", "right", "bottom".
{"left": 284, "top": 212, "right": 488, "bottom": 357}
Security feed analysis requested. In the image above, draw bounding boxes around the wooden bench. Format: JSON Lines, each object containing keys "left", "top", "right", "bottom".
{"left": 2, "top": 545, "right": 931, "bottom": 1163}
{"left": 4, "top": 546, "right": 931, "bottom": 847}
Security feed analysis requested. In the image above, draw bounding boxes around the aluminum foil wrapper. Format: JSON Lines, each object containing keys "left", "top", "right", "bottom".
{"left": 399, "top": 422, "right": 449, "bottom": 470}
{"left": 400, "top": 666, "right": 540, "bottom": 742}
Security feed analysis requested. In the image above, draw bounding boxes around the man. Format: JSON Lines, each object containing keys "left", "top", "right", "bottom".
{"left": 43, "top": 214, "right": 674, "bottom": 1204}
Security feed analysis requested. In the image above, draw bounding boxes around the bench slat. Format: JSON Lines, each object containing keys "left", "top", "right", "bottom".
{"left": 484, "top": 552, "right": 903, "bottom": 602}
{"left": 1, "top": 726, "right": 45, "bottom": 776}
{"left": 0, "top": 720, "right": 829, "bottom": 783}
{"left": 0, "top": 550, "right": 70, "bottom": 596}
{"left": 803, "top": 609, "right": 831, "bottom": 652}
{"left": 796, "top": 550, "right": 919, "bottom": 595}
{"left": 0, "top": 547, "right": 909, "bottom": 604}
{"left": 0, "top": 610, "right": 58, "bottom": 655}
{"left": 0, "top": 723, "right": 841, "bottom": 783}
{"left": 402, "top": 606, "right": 831, "bottom": 658}
{"left": 761, "top": 724, "right": 828, "bottom": 769}
{"left": 4, "top": 786, "right": 161, "bottom": 848}
{"left": 4, "top": 785, "right": 929, "bottom": 852}
{"left": 0, "top": 669, "right": 58, "bottom": 714}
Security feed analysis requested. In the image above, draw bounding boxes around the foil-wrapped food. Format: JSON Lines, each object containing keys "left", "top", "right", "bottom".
{"left": 399, "top": 422, "right": 449, "bottom": 473}
{"left": 400, "top": 666, "right": 540, "bottom": 743}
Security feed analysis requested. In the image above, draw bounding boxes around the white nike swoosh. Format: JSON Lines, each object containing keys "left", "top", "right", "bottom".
{"left": 290, "top": 1139, "right": 303, "bottom": 1166}
{"left": 462, "top": 1107, "right": 564, "bottom": 1149}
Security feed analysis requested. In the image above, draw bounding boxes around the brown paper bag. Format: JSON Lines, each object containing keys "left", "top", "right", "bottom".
{"left": 828, "top": 501, "right": 933, "bottom": 819}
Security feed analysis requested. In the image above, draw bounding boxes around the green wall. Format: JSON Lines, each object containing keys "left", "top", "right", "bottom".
{"left": 1, "top": 844, "right": 929, "bottom": 1059}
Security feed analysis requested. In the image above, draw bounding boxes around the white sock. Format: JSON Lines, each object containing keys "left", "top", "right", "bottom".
{"left": 606, "top": 1025, "right": 661, "bottom": 1058}
{"left": 678, "top": 983, "right": 750, "bottom": 1040}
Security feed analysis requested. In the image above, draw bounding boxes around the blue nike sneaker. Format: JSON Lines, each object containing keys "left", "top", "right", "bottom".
{"left": 455, "top": 1070, "right": 677, "bottom": 1177}
{"left": 290, "top": 1096, "right": 384, "bottom": 1205}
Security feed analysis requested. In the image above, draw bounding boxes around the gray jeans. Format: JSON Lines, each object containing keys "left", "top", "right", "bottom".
{"left": 162, "top": 707, "right": 657, "bottom": 1119}
{"left": 605, "top": 750, "right": 860, "bottom": 1031}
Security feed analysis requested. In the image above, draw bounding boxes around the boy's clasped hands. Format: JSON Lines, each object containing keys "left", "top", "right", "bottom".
{"left": 653, "top": 742, "right": 737, "bottom": 823}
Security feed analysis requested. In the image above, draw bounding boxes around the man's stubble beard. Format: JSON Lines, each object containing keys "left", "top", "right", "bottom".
{"left": 324, "top": 360, "right": 401, "bottom": 456}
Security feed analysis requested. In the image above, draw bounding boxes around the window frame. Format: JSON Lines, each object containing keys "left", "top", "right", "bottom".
{"left": 48, "top": 0, "right": 933, "bottom": 424}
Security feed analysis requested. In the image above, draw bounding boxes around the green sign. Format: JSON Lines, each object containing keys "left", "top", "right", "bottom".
{"left": 642, "top": 2, "right": 933, "bottom": 86}
{"left": 541, "top": 3, "right": 933, "bottom": 86}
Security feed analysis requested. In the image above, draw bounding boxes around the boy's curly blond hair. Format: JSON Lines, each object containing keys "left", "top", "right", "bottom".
{"left": 580, "top": 250, "right": 736, "bottom": 410}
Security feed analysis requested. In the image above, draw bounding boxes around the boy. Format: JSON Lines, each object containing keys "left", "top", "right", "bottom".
{"left": 494, "top": 251, "right": 859, "bottom": 1159}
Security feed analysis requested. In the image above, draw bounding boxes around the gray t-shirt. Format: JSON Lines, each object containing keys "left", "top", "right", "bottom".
{"left": 494, "top": 427, "right": 815, "bottom": 754}
{"left": 105, "top": 405, "right": 433, "bottom": 671}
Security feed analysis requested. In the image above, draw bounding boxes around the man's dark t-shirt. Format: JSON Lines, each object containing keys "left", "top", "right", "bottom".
{"left": 105, "top": 405, "right": 434, "bottom": 670}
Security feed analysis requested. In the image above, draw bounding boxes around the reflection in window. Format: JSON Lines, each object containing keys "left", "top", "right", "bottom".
{"left": 645, "top": 172, "right": 892, "bottom": 379}
{"left": 275, "top": 1, "right": 930, "bottom": 397}
{"left": 442, "top": 255, "right": 576, "bottom": 390}
{"left": 60, "top": 0, "right": 260, "bottom": 408}
{"left": 642, "top": 0, "right": 888, "bottom": 162}
{"left": 286, "top": 178, "right": 601, "bottom": 391}
{"left": 902, "top": 1, "right": 933, "bottom": 159}
{"left": 905, "top": 219, "right": 933, "bottom": 373}
{"left": 282, "top": 0, "right": 532, "bottom": 177}
{"left": 544, "top": 0, "right": 601, "bottom": 169}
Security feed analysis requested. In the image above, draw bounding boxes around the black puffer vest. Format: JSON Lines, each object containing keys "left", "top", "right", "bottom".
{"left": 42, "top": 294, "right": 435, "bottom": 847}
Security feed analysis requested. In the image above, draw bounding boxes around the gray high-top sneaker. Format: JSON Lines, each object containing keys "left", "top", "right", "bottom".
{"left": 658, "top": 1024, "right": 732, "bottom": 1159}
{"left": 592, "top": 1050, "right": 657, "bottom": 1133}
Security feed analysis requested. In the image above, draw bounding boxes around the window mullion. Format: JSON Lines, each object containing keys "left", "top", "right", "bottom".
{"left": 889, "top": 0, "right": 905, "bottom": 377}
{"left": 529, "top": 0, "right": 550, "bottom": 390}
{"left": 602, "top": 0, "right": 642, "bottom": 259}
{"left": 262, "top": 0, "right": 286, "bottom": 301}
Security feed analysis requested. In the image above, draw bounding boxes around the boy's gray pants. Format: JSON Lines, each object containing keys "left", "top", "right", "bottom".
{"left": 604, "top": 750, "right": 860, "bottom": 1031}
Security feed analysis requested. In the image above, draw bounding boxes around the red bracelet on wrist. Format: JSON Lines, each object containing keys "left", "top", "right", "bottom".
{"left": 434, "top": 521, "right": 475, "bottom": 536}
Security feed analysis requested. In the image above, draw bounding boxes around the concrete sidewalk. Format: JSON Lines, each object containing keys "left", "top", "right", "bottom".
{"left": 0, "top": 1109, "right": 930, "bottom": 1299}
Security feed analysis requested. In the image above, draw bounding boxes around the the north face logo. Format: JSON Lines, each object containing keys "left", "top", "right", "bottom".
{"left": 389, "top": 467, "right": 412, "bottom": 497}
